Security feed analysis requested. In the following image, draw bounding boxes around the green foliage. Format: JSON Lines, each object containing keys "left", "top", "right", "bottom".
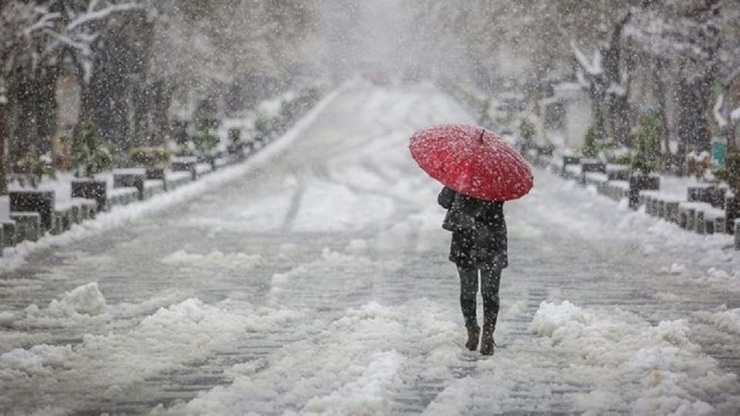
{"left": 14, "top": 153, "right": 55, "bottom": 189}
{"left": 519, "top": 118, "right": 535, "bottom": 142}
{"left": 191, "top": 129, "right": 220, "bottom": 156}
{"left": 606, "top": 151, "right": 633, "bottom": 166}
{"left": 71, "top": 119, "right": 113, "bottom": 178}
{"left": 281, "top": 87, "right": 323, "bottom": 121}
{"left": 128, "top": 146, "right": 172, "bottom": 168}
{"left": 725, "top": 151, "right": 740, "bottom": 192}
{"left": 581, "top": 124, "right": 599, "bottom": 158}
{"left": 254, "top": 115, "right": 276, "bottom": 137}
{"left": 228, "top": 128, "right": 242, "bottom": 144}
{"left": 631, "top": 111, "right": 662, "bottom": 175}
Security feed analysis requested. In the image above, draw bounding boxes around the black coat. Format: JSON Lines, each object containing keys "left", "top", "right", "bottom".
{"left": 438, "top": 187, "right": 508, "bottom": 269}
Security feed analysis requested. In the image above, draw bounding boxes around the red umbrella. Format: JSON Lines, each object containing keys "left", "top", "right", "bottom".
{"left": 409, "top": 124, "right": 533, "bottom": 201}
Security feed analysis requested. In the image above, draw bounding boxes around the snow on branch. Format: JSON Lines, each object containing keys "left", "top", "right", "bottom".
{"left": 67, "top": 2, "right": 143, "bottom": 31}
{"left": 44, "top": 29, "right": 93, "bottom": 57}
{"left": 570, "top": 40, "right": 602, "bottom": 76}
{"left": 714, "top": 93, "right": 727, "bottom": 129}
{"left": 23, "top": 11, "right": 60, "bottom": 37}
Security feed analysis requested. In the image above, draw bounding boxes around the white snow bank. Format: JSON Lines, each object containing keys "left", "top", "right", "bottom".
{"left": 161, "top": 250, "right": 262, "bottom": 271}
{"left": 47, "top": 282, "right": 108, "bottom": 317}
{"left": 699, "top": 308, "right": 740, "bottom": 335}
{"left": 0, "top": 298, "right": 307, "bottom": 411}
{"left": 531, "top": 301, "right": 739, "bottom": 415}
{"left": 301, "top": 351, "right": 404, "bottom": 415}
{"left": 153, "top": 299, "right": 457, "bottom": 415}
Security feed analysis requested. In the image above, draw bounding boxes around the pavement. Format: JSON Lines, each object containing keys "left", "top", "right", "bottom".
{"left": 0, "top": 81, "right": 738, "bottom": 415}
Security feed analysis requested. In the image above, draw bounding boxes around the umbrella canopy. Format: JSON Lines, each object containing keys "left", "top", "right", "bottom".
{"left": 409, "top": 124, "right": 533, "bottom": 201}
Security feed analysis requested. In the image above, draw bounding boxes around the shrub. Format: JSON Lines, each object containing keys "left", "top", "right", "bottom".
{"left": 228, "top": 128, "right": 242, "bottom": 144}
{"left": 581, "top": 124, "right": 599, "bottom": 158}
{"left": 128, "top": 146, "right": 172, "bottom": 168}
{"left": 254, "top": 115, "right": 276, "bottom": 137}
{"left": 71, "top": 119, "right": 113, "bottom": 178}
{"left": 519, "top": 118, "right": 535, "bottom": 142}
{"left": 191, "top": 130, "right": 220, "bottom": 156}
{"left": 631, "top": 111, "right": 662, "bottom": 175}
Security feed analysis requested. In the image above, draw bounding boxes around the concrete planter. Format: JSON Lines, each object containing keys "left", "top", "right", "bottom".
{"left": 145, "top": 167, "right": 166, "bottom": 181}
{"left": 113, "top": 169, "right": 146, "bottom": 200}
{"left": 9, "top": 212, "right": 41, "bottom": 243}
{"left": 628, "top": 175, "right": 660, "bottom": 209}
{"left": 561, "top": 155, "right": 581, "bottom": 176}
{"left": 579, "top": 159, "right": 606, "bottom": 185}
{"left": 72, "top": 180, "right": 108, "bottom": 212}
{"left": 9, "top": 190, "right": 55, "bottom": 231}
{"left": 171, "top": 157, "right": 198, "bottom": 181}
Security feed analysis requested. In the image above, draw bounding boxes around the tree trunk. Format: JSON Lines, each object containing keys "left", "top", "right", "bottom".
{"left": 609, "top": 94, "right": 631, "bottom": 147}
{"left": 654, "top": 58, "right": 671, "bottom": 155}
{"left": 35, "top": 64, "right": 60, "bottom": 155}
{"left": 0, "top": 104, "right": 9, "bottom": 194}
{"left": 677, "top": 75, "right": 712, "bottom": 153}
{"left": 9, "top": 74, "right": 38, "bottom": 166}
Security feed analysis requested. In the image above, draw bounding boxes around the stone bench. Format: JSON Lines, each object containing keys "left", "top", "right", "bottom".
{"left": 171, "top": 157, "right": 199, "bottom": 181}
{"left": 165, "top": 171, "right": 193, "bottom": 191}
{"left": 107, "top": 187, "right": 139, "bottom": 209}
{"left": 600, "top": 180, "right": 630, "bottom": 203}
{"left": 605, "top": 164, "right": 631, "bottom": 181}
{"left": 561, "top": 155, "right": 581, "bottom": 177}
{"left": 113, "top": 168, "right": 147, "bottom": 200}
{"left": 687, "top": 185, "right": 727, "bottom": 209}
{"left": 142, "top": 179, "right": 167, "bottom": 200}
{"left": 583, "top": 172, "right": 609, "bottom": 190}
{"left": 1, "top": 221, "right": 16, "bottom": 248}
{"left": 678, "top": 201, "right": 725, "bottom": 234}
{"left": 50, "top": 198, "right": 98, "bottom": 235}
{"left": 702, "top": 207, "right": 726, "bottom": 235}
{"left": 194, "top": 162, "right": 213, "bottom": 178}
{"left": 563, "top": 164, "right": 581, "bottom": 181}
{"left": 9, "top": 212, "right": 41, "bottom": 243}
{"left": 9, "top": 190, "right": 55, "bottom": 232}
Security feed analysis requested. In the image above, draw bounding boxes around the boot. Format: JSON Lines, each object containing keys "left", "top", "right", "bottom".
{"left": 480, "top": 325, "right": 496, "bottom": 356}
{"left": 465, "top": 325, "right": 480, "bottom": 351}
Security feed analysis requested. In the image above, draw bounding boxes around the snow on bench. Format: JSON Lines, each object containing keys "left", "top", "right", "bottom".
{"left": 165, "top": 171, "right": 193, "bottom": 191}
{"left": 599, "top": 180, "right": 630, "bottom": 202}
{"left": 583, "top": 172, "right": 609, "bottom": 187}
{"left": 194, "top": 163, "right": 213, "bottom": 176}
{"left": 107, "top": 186, "right": 139, "bottom": 208}
{"left": 605, "top": 164, "right": 630, "bottom": 181}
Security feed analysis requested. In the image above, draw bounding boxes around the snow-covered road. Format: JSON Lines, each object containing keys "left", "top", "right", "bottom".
{"left": 1, "top": 81, "right": 739, "bottom": 415}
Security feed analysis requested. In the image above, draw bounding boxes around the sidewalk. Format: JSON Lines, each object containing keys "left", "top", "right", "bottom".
{"left": 523, "top": 147, "right": 740, "bottom": 247}
{"left": 0, "top": 87, "right": 341, "bottom": 274}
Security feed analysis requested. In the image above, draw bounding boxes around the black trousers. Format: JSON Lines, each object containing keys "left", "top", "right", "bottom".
{"left": 457, "top": 264, "right": 502, "bottom": 329}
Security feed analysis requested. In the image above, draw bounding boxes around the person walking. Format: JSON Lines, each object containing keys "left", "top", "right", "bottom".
{"left": 437, "top": 186, "right": 507, "bottom": 356}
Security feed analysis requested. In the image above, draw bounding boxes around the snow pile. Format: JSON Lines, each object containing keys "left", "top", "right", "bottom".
{"left": 1, "top": 283, "right": 111, "bottom": 331}
{"left": 161, "top": 250, "right": 262, "bottom": 271}
{"left": 699, "top": 308, "right": 740, "bottom": 335}
{"left": 269, "top": 248, "right": 379, "bottom": 308}
{"left": 154, "top": 299, "right": 459, "bottom": 415}
{"left": 1, "top": 298, "right": 308, "bottom": 413}
{"left": 46, "top": 282, "right": 108, "bottom": 317}
{"left": 301, "top": 351, "right": 404, "bottom": 415}
{"left": 292, "top": 179, "right": 395, "bottom": 232}
{"left": 531, "top": 301, "right": 739, "bottom": 415}
{"left": 0, "top": 344, "right": 72, "bottom": 377}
